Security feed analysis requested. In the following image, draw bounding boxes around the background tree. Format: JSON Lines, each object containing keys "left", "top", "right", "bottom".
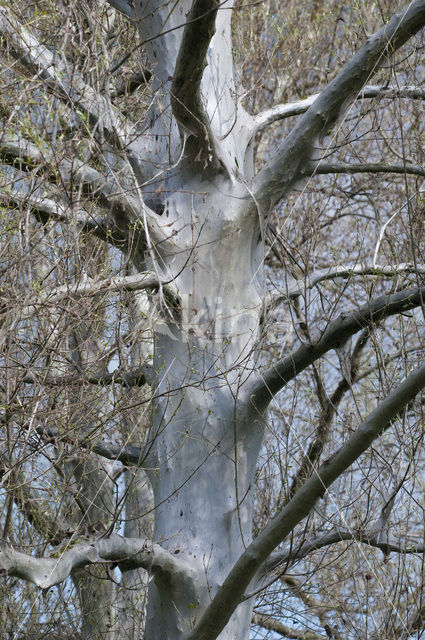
{"left": 0, "top": 1, "right": 425, "bottom": 639}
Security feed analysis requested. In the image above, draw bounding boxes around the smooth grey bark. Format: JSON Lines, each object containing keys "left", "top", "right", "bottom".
{"left": 129, "top": 2, "right": 425, "bottom": 637}
{"left": 124, "top": 3, "right": 262, "bottom": 637}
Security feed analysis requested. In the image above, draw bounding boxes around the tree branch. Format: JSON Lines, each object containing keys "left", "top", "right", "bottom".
{"left": 252, "top": 613, "right": 328, "bottom": 640}
{"left": 34, "top": 425, "right": 145, "bottom": 467}
{"left": 269, "top": 262, "right": 425, "bottom": 305}
{"left": 279, "top": 575, "right": 343, "bottom": 640}
{"left": 0, "top": 132, "right": 168, "bottom": 247}
{"left": 110, "top": 69, "right": 152, "bottom": 99}
{"left": 253, "top": 1, "right": 425, "bottom": 212}
{"left": 104, "top": 0, "right": 135, "bottom": 21}
{"left": 0, "top": 454, "right": 71, "bottom": 546}
{"left": 0, "top": 187, "right": 102, "bottom": 232}
{"left": 0, "top": 7, "right": 140, "bottom": 156}
{"left": 306, "top": 162, "right": 425, "bottom": 179}
{"left": 170, "top": 0, "right": 221, "bottom": 168}
{"left": 0, "top": 132, "right": 126, "bottom": 207}
{"left": 21, "top": 365, "right": 148, "bottom": 389}
{"left": 185, "top": 360, "right": 425, "bottom": 640}
{"left": 264, "top": 528, "right": 425, "bottom": 578}
{"left": 255, "top": 285, "right": 425, "bottom": 403}
{"left": 0, "top": 534, "right": 187, "bottom": 589}
{"left": 287, "top": 330, "right": 369, "bottom": 501}
{"left": 14, "top": 271, "right": 170, "bottom": 321}
{"left": 0, "top": 132, "right": 45, "bottom": 171}
{"left": 252, "top": 84, "right": 425, "bottom": 133}
{"left": 0, "top": 187, "right": 119, "bottom": 250}
{"left": 6, "top": 273, "right": 175, "bottom": 329}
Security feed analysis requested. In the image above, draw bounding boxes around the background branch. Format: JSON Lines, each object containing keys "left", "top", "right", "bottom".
{"left": 252, "top": 84, "right": 425, "bottom": 132}
{"left": 253, "top": 1, "right": 425, "bottom": 211}
{"left": 186, "top": 361, "right": 425, "bottom": 640}
{"left": 104, "top": 0, "right": 135, "bottom": 21}
{"left": 287, "top": 330, "right": 369, "bottom": 501}
{"left": 264, "top": 528, "right": 425, "bottom": 578}
{"left": 307, "top": 162, "right": 425, "bottom": 179}
{"left": 12, "top": 272, "right": 169, "bottom": 321}
{"left": 252, "top": 612, "right": 328, "bottom": 640}
{"left": 0, "top": 7, "right": 140, "bottom": 155}
{"left": 256, "top": 285, "right": 425, "bottom": 403}
{"left": 269, "top": 262, "right": 425, "bottom": 305}
{"left": 34, "top": 425, "right": 145, "bottom": 467}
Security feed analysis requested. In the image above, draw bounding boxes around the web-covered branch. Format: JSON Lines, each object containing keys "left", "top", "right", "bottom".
{"left": 255, "top": 285, "right": 425, "bottom": 403}
{"left": 0, "top": 6, "right": 142, "bottom": 158}
{"left": 186, "top": 360, "right": 425, "bottom": 640}
{"left": 171, "top": 0, "right": 222, "bottom": 168}
{"left": 253, "top": 1, "right": 425, "bottom": 212}
{"left": 0, "top": 534, "right": 188, "bottom": 589}
{"left": 269, "top": 262, "right": 425, "bottom": 305}
{"left": 252, "top": 84, "right": 425, "bottom": 133}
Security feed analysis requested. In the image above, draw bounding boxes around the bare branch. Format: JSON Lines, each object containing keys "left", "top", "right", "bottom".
{"left": 0, "top": 136, "right": 169, "bottom": 248}
{"left": 34, "top": 425, "right": 145, "bottom": 467}
{"left": 0, "top": 132, "right": 134, "bottom": 222}
{"left": 0, "top": 188, "right": 102, "bottom": 232}
{"left": 44, "top": 272, "right": 164, "bottom": 298}
{"left": 306, "top": 162, "right": 425, "bottom": 179}
{"left": 20, "top": 271, "right": 168, "bottom": 316}
{"left": 252, "top": 613, "right": 328, "bottom": 640}
{"left": 0, "top": 7, "right": 140, "bottom": 155}
{"left": 280, "top": 575, "right": 343, "bottom": 640}
{"left": 252, "top": 84, "right": 425, "bottom": 133}
{"left": 89, "top": 441, "right": 144, "bottom": 467}
{"left": 0, "top": 534, "right": 187, "bottom": 589}
{"left": 170, "top": 0, "right": 221, "bottom": 168}
{"left": 407, "top": 606, "right": 425, "bottom": 636}
{"left": 255, "top": 285, "right": 425, "bottom": 403}
{"left": 57, "top": 158, "right": 174, "bottom": 247}
{"left": 264, "top": 528, "right": 425, "bottom": 577}
{"left": 0, "top": 132, "right": 46, "bottom": 170}
{"left": 269, "top": 262, "right": 425, "bottom": 305}
{"left": 0, "top": 454, "right": 71, "bottom": 546}
{"left": 287, "top": 330, "right": 369, "bottom": 501}
{"left": 0, "top": 132, "right": 132, "bottom": 214}
{"left": 21, "top": 366, "right": 148, "bottom": 389}
{"left": 7, "top": 272, "right": 174, "bottom": 325}
{"left": 186, "top": 360, "right": 425, "bottom": 640}
{"left": 253, "top": 1, "right": 425, "bottom": 212}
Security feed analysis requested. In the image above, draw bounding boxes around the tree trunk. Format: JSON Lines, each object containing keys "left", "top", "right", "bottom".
{"left": 141, "top": 178, "right": 264, "bottom": 638}
{"left": 131, "top": 2, "right": 263, "bottom": 634}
